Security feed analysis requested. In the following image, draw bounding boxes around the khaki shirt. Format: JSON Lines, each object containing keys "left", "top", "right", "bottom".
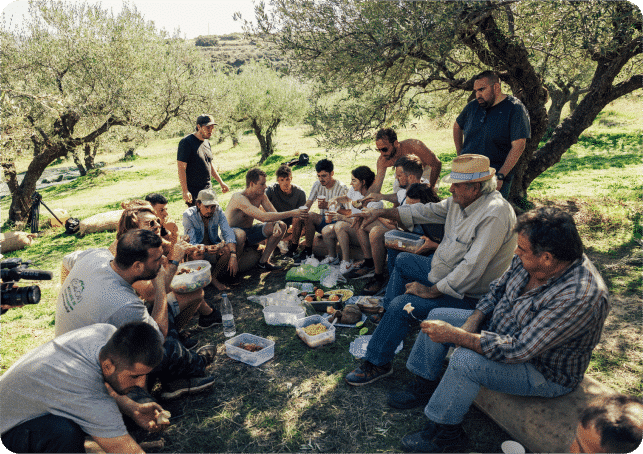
{"left": 398, "top": 191, "right": 516, "bottom": 299}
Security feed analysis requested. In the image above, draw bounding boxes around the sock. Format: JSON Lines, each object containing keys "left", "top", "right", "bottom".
{"left": 363, "top": 257, "right": 374, "bottom": 268}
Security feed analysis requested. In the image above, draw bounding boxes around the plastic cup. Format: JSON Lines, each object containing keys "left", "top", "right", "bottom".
{"left": 326, "top": 210, "right": 336, "bottom": 223}
{"left": 501, "top": 441, "right": 525, "bottom": 454}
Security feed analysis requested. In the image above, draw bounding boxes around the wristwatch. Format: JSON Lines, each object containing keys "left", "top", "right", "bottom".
{"left": 496, "top": 172, "right": 505, "bottom": 181}
{"left": 169, "top": 259, "right": 180, "bottom": 266}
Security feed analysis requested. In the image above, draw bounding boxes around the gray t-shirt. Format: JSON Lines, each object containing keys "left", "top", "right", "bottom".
{"left": 0, "top": 324, "right": 127, "bottom": 439}
{"left": 55, "top": 248, "right": 160, "bottom": 337}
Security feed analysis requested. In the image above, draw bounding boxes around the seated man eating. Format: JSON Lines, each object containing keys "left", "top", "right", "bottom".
{"left": 393, "top": 207, "right": 610, "bottom": 453}
{"left": 345, "top": 154, "right": 517, "bottom": 385}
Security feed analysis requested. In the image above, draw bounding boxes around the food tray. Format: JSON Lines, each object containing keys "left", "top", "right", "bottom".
{"left": 384, "top": 230, "right": 425, "bottom": 253}
{"left": 304, "top": 289, "right": 354, "bottom": 312}
{"left": 170, "top": 260, "right": 211, "bottom": 293}
{"left": 355, "top": 295, "right": 384, "bottom": 314}
{"left": 263, "top": 305, "right": 306, "bottom": 326}
{"left": 225, "top": 333, "right": 275, "bottom": 366}
{"left": 294, "top": 315, "right": 336, "bottom": 348}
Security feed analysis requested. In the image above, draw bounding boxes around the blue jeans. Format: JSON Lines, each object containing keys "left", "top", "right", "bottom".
{"left": 406, "top": 308, "right": 573, "bottom": 425}
{"left": 1, "top": 413, "right": 86, "bottom": 453}
{"left": 364, "top": 253, "right": 477, "bottom": 366}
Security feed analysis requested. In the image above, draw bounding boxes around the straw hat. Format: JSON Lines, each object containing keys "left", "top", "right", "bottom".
{"left": 442, "top": 154, "right": 496, "bottom": 184}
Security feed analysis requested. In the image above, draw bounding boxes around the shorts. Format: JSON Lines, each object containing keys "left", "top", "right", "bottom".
{"left": 242, "top": 223, "right": 269, "bottom": 245}
{"left": 315, "top": 218, "right": 336, "bottom": 234}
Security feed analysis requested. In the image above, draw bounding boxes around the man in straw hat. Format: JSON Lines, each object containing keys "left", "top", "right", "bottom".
{"left": 177, "top": 114, "right": 230, "bottom": 206}
{"left": 392, "top": 207, "right": 609, "bottom": 452}
{"left": 345, "top": 154, "right": 516, "bottom": 386}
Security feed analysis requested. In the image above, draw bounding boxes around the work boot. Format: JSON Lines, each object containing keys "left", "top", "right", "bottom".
{"left": 401, "top": 421, "right": 468, "bottom": 453}
{"left": 388, "top": 375, "right": 440, "bottom": 409}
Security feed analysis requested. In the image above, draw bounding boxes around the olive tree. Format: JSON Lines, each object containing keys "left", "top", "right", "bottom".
{"left": 1, "top": 0, "right": 212, "bottom": 222}
{"left": 248, "top": 0, "right": 642, "bottom": 203}
{"left": 220, "top": 61, "right": 309, "bottom": 163}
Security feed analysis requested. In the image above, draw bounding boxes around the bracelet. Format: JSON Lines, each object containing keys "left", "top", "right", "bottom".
{"left": 169, "top": 260, "right": 180, "bottom": 266}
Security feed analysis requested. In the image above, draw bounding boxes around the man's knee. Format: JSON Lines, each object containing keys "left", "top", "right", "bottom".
{"left": 447, "top": 347, "right": 483, "bottom": 377}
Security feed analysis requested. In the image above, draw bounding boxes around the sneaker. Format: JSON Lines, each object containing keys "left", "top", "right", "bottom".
{"left": 160, "top": 375, "right": 216, "bottom": 400}
{"left": 196, "top": 344, "right": 217, "bottom": 365}
{"left": 339, "top": 260, "right": 354, "bottom": 275}
{"left": 388, "top": 376, "right": 439, "bottom": 409}
{"left": 320, "top": 255, "right": 340, "bottom": 265}
{"left": 199, "top": 308, "right": 222, "bottom": 328}
{"left": 258, "top": 261, "right": 283, "bottom": 271}
{"left": 345, "top": 361, "right": 392, "bottom": 386}
{"left": 400, "top": 421, "right": 468, "bottom": 453}
{"left": 345, "top": 263, "right": 375, "bottom": 279}
{"left": 293, "top": 250, "right": 312, "bottom": 265}
{"left": 179, "top": 332, "right": 199, "bottom": 350}
{"left": 362, "top": 278, "right": 385, "bottom": 296}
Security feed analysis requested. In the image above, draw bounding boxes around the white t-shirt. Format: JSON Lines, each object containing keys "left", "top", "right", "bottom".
{"left": 307, "top": 180, "right": 349, "bottom": 211}
{"left": 346, "top": 187, "right": 384, "bottom": 214}
{"left": 0, "top": 324, "right": 127, "bottom": 439}
{"left": 55, "top": 249, "right": 160, "bottom": 337}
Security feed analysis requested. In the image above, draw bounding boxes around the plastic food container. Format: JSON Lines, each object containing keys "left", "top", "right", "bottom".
{"left": 294, "top": 315, "right": 336, "bottom": 348}
{"left": 170, "top": 260, "right": 211, "bottom": 293}
{"left": 225, "top": 333, "right": 275, "bottom": 366}
{"left": 263, "top": 305, "right": 305, "bottom": 326}
{"left": 384, "top": 230, "right": 425, "bottom": 253}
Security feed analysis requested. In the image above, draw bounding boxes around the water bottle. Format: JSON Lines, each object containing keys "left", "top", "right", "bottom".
{"left": 220, "top": 293, "right": 236, "bottom": 337}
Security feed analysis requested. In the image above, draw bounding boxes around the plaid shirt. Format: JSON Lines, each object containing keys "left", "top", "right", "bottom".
{"left": 476, "top": 254, "right": 610, "bottom": 389}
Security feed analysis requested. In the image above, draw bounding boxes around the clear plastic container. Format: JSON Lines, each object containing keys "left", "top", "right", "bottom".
{"left": 294, "top": 315, "right": 336, "bottom": 348}
{"left": 225, "top": 333, "right": 275, "bottom": 366}
{"left": 263, "top": 305, "right": 305, "bottom": 326}
{"left": 384, "top": 230, "right": 425, "bottom": 253}
{"left": 170, "top": 260, "right": 211, "bottom": 293}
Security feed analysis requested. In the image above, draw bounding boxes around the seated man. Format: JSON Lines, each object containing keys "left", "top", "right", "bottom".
{"left": 354, "top": 155, "right": 441, "bottom": 294}
{"left": 55, "top": 229, "right": 216, "bottom": 401}
{"left": 226, "top": 167, "right": 307, "bottom": 271}
{"left": 345, "top": 154, "right": 516, "bottom": 385}
{"left": 393, "top": 207, "right": 610, "bottom": 453}
{"left": 183, "top": 189, "right": 239, "bottom": 291}
{"left": 1, "top": 322, "right": 166, "bottom": 453}
{"left": 265, "top": 164, "right": 307, "bottom": 258}
{"left": 294, "top": 158, "right": 350, "bottom": 264}
{"left": 145, "top": 193, "right": 179, "bottom": 246}
{"left": 571, "top": 394, "right": 642, "bottom": 453}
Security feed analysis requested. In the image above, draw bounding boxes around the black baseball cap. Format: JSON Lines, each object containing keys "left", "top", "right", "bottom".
{"left": 196, "top": 115, "right": 217, "bottom": 127}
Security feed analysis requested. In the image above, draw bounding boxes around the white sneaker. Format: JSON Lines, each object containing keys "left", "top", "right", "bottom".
{"left": 320, "top": 255, "right": 338, "bottom": 265}
{"left": 339, "top": 260, "right": 354, "bottom": 274}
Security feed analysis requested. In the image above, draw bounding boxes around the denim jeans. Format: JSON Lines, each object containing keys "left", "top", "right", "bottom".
{"left": 1, "top": 413, "right": 86, "bottom": 453}
{"left": 406, "top": 308, "right": 573, "bottom": 425}
{"left": 364, "top": 253, "right": 477, "bottom": 367}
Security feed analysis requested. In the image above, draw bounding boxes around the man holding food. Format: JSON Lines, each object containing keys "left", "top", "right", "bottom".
{"left": 345, "top": 154, "right": 516, "bottom": 386}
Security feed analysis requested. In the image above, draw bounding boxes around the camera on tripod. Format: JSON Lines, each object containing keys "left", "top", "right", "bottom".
{"left": 1, "top": 257, "right": 53, "bottom": 313}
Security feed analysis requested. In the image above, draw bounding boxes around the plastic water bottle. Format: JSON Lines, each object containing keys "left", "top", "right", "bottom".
{"left": 220, "top": 293, "right": 236, "bottom": 337}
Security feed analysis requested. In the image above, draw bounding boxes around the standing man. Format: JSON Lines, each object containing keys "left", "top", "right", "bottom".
{"left": 177, "top": 115, "right": 230, "bottom": 206}
{"left": 370, "top": 128, "right": 442, "bottom": 194}
{"left": 391, "top": 207, "right": 610, "bottom": 453}
{"left": 0, "top": 322, "right": 166, "bottom": 453}
{"left": 226, "top": 168, "right": 307, "bottom": 271}
{"left": 453, "top": 70, "right": 531, "bottom": 198}
{"left": 265, "top": 164, "right": 307, "bottom": 258}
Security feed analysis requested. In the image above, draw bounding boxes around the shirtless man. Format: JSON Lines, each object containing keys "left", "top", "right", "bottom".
{"left": 370, "top": 128, "right": 442, "bottom": 194}
{"left": 225, "top": 168, "right": 307, "bottom": 271}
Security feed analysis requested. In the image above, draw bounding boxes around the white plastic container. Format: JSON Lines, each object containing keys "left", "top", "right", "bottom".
{"left": 294, "top": 315, "right": 336, "bottom": 348}
{"left": 225, "top": 333, "right": 275, "bottom": 366}
{"left": 263, "top": 305, "right": 305, "bottom": 326}
{"left": 384, "top": 230, "right": 425, "bottom": 253}
{"left": 170, "top": 260, "right": 211, "bottom": 293}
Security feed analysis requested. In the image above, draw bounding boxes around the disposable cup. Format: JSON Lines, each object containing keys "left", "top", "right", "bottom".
{"left": 500, "top": 440, "right": 525, "bottom": 454}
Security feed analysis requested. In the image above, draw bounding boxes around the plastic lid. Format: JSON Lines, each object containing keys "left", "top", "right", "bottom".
{"left": 221, "top": 293, "right": 228, "bottom": 298}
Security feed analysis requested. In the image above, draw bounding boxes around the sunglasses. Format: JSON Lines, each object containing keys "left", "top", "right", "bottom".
{"left": 377, "top": 147, "right": 389, "bottom": 153}
{"left": 144, "top": 219, "right": 161, "bottom": 227}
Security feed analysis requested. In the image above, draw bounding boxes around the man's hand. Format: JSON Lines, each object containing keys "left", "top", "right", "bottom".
{"left": 104, "top": 383, "right": 169, "bottom": 433}
{"left": 350, "top": 208, "right": 383, "bottom": 229}
{"left": 228, "top": 255, "right": 239, "bottom": 276}
{"left": 405, "top": 282, "right": 442, "bottom": 299}
{"left": 414, "top": 236, "right": 439, "bottom": 256}
{"left": 272, "top": 223, "right": 282, "bottom": 237}
{"left": 420, "top": 319, "right": 458, "bottom": 344}
{"left": 220, "top": 182, "right": 230, "bottom": 193}
{"left": 361, "top": 193, "right": 383, "bottom": 205}
{"left": 182, "top": 190, "right": 193, "bottom": 205}
{"left": 169, "top": 240, "right": 188, "bottom": 263}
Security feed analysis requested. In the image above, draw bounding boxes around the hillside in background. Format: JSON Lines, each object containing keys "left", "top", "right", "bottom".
{"left": 192, "top": 33, "right": 289, "bottom": 72}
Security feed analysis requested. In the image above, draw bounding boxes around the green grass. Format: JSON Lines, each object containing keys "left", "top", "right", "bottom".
{"left": 1, "top": 95, "right": 641, "bottom": 452}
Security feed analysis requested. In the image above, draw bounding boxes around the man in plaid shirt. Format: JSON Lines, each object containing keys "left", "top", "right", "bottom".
{"left": 389, "top": 207, "right": 610, "bottom": 453}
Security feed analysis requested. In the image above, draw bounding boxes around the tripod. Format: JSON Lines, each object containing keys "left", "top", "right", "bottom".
{"left": 26, "top": 192, "right": 63, "bottom": 234}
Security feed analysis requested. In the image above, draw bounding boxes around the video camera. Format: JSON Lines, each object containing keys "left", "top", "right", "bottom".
{"left": 1, "top": 257, "right": 53, "bottom": 313}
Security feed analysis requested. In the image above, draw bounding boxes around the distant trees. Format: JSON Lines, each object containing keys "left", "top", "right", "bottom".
{"left": 1, "top": 0, "right": 212, "bottom": 222}
{"left": 251, "top": 0, "right": 642, "bottom": 202}
{"left": 220, "top": 62, "right": 309, "bottom": 163}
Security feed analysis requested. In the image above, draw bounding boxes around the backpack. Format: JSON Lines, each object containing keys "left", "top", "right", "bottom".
{"left": 284, "top": 153, "right": 309, "bottom": 167}
{"left": 65, "top": 218, "right": 80, "bottom": 235}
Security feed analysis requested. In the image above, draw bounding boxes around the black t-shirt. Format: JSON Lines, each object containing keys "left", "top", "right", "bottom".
{"left": 177, "top": 134, "right": 213, "bottom": 196}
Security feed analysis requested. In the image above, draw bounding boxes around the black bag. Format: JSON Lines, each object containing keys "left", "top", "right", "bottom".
{"left": 284, "top": 153, "right": 309, "bottom": 167}
{"left": 65, "top": 218, "right": 80, "bottom": 235}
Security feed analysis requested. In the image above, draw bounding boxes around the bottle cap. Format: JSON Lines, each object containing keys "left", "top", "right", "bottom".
{"left": 222, "top": 293, "right": 227, "bottom": 298}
